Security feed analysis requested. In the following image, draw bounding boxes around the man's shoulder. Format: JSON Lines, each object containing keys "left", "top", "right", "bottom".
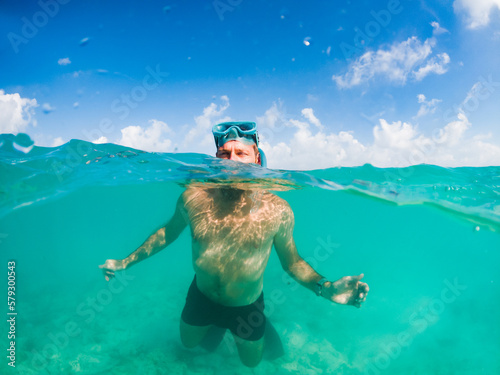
{"left": 179, "top": 186, "right": 206, "bottom": 207}
{"left": 182, "top": 186, "right": 207, "bottom": 197}
{"left": 262, "top": 192, "right": 292, "bottom": 212}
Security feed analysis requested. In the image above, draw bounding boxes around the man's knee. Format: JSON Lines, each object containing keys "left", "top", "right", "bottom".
{"left": 180, "top": 334, "right": 199, "bottom": 349}
{"left": 233, "top": 335, "right": 264, "bottom": 367}
{"left": 240, "top": 354, "right": 262, "bottom": 368}
{"left": 179, "top": 320, "right": 209, "bottom": 348}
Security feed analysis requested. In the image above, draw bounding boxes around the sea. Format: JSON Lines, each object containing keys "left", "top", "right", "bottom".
{"left": 1, "top": 133, "right": 499, "bottom": 375}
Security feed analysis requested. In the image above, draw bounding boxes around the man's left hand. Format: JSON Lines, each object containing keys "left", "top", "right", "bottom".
{"left": 322, "top": 274, "right": 369, "bottom": 308}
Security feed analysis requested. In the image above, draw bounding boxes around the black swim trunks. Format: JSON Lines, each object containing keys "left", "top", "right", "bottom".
{"left": 181, "top": 276, "right": 266, "bottom": 341}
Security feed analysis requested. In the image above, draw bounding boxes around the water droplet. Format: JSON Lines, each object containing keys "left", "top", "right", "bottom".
{"left": 42, "top": 103, "right": 55, "bottom": 114}
{"left": 303, "top": 37, "right": 313, "bottom": 46}
{"left": 79, "top": 37, "right": 90, "bottom": 47}
{"left": 279, "top": 8, "right": 289, "bottom": 19}
{"left": 474, "top": 226, "right": 480, "bottom": 232}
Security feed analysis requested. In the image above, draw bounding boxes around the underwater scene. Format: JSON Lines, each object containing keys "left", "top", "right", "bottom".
{"left": 1, "top": 133, "right": 499, "bottom": 375}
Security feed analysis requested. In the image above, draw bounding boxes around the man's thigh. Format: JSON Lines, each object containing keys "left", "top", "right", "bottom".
{"left": 179, "top": 319, "right": 212, "bottom": 348}
{"left": 232, "top": 333, "right": 265, "bottom": 367}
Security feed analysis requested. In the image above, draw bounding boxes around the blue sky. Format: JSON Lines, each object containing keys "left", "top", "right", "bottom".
{"left": 1, "top": 0, "right": 500, "bottom": 169}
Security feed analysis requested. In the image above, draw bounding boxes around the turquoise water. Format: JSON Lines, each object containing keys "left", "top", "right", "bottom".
{"left": 1, "top": 133, "right": 500, "bottom": 374}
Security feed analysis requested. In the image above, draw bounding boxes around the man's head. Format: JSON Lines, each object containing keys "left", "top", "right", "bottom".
{"left": 212, "top": 122, "right": 267, "bottom": 166}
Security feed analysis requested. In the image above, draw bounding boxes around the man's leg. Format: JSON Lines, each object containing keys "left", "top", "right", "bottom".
{"left": 179, "top": 319, "right": 212, "bottom": 348}
{"left": 180, "top": 276, "right": 214, "bottom": 348}
{"left": 231, "top": 333, "right": 265, "bottom": 368}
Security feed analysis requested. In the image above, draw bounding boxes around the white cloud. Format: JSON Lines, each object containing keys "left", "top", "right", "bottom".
{"left": 258, "top": 104, "right": 500, "bottom": 169}
{"left": 332, "top": 37, "right": 450, "bottom": 88}
{"left": 413, "top": 53, "right": 450, "bottom": 81}
{"left": 26, "top": 94, "right": 500, "bottom": 169}
{"left": 95, "top": 97, "right": 233, "bottom": 155}
{"left": 260, "top": 108, "right": 367, "bottom": 169}
{"left": 301, "top": 108, "right": 323, "bottom": 129}
{"left": 416, "top": 94, "right": 442, "bottom": 118}
{"left": 256, "top": 101, "right": 286, "bottom": 131}
{"left": 51, "top": 137, "right": 64, "bottom": 147}
{"left": 58, "top": 58, "right": 71, "bottom": 66}
{"left": 92, "top": 136, "right": 108, "bottom": 144}
{"left": 0, "top": 90, "right": 38, "bottom": 134}
{"left": 372, "top": 119, "right": 419, "bottom": 150}
{"left": 431, "top": 21, "right": 449, "bottom": 35}
{"left": 117, "top": 119, "right": 173, "bottom": 152}
{"left": 182, "top": 96, "right": 231, "bottom": 152}
{"left": 454, "top": 0, "right": 500, "bottom": 28}
{"left": 31, "top": 133, "right": 65, "bottom": 147}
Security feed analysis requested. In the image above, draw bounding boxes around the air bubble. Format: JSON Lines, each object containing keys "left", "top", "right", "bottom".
{"left": 303, "top": 37, "right": 313, "bottom": 46}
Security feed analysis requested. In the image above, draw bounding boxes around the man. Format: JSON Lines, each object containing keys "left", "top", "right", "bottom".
{"left": 99, "top": 121, "right": 369, "bottom": 367}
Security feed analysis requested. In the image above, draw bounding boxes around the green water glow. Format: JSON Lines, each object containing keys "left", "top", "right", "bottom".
{"left": 1, "top": 134, "right": 499, "bottom": 374}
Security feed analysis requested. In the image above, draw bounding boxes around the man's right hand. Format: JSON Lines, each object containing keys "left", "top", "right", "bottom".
{"left": 99, "top": 259, "right": 125, "bottom": 281}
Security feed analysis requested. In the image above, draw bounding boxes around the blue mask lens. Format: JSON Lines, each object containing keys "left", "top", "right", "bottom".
{"left": 212, "top": 122, "right": 259, "bottom": 148}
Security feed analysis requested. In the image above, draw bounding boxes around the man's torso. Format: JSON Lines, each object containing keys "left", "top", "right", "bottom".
{"left": 182, "top": 186, "right": 287, "bottom": 306}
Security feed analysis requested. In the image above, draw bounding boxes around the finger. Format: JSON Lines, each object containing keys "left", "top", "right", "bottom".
{"left": 98, "top": 264, "right": 105, "bottom": 269}
{"left": 105, "top": 275, "right": 109, "bottom": 282}
{"left": 350, "top": 274, "right": 364, "bottom": 285}
{"left": 358, "top": 283, "right": 369, "bottom": 295}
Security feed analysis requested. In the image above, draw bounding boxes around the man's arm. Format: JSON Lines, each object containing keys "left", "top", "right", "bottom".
{"left": 99, "top": 194, "right": 188, "bottom": 281}
{"left": 273, "top": 202, "right": 368, "bottom": 308}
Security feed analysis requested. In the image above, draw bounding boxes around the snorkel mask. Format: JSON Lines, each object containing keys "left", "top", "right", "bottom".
{"left": 212, "top": 121, "right": 267, "bottom": 167}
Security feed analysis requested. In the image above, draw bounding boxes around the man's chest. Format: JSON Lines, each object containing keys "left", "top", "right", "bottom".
{"left": 189, "top": 209, "right": 276, "bottom": 247}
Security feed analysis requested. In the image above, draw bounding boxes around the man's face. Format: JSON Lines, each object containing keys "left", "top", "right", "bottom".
{"left": 216, "top": 140, "right": 260, "bottom": 165}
